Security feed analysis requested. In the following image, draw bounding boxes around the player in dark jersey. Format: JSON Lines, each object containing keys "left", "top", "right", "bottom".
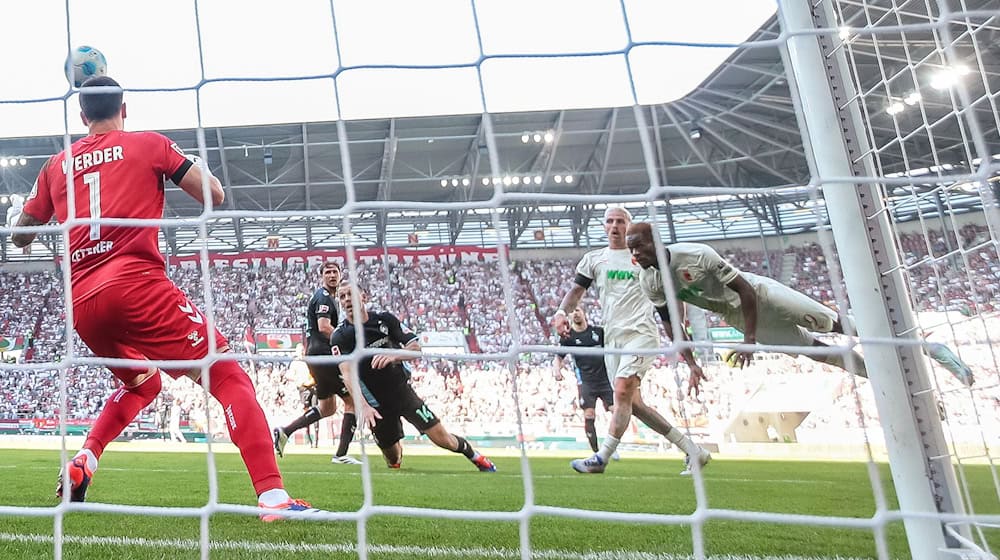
{"left": 13, "top": 76, "right": 319, "bottom": 520}
{"left": 552, "top": 305, "right": 615, "bottom": 455}
{"left": 332, "top": 279, "right": 496, "bottom": 472}
{"left": 273, "top": 261, "right": 361, "bottom": 464}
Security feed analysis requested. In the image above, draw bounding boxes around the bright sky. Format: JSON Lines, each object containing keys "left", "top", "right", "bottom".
{"left": 0, "top": 0, "right": 775, "bottom": 138}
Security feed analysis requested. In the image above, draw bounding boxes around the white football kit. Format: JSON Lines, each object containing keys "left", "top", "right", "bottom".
{"left": 638, "top": 243, "right": 838, "bottom": 350}
{"left": 575, "top": 247, "right": 658, "bottom": 380}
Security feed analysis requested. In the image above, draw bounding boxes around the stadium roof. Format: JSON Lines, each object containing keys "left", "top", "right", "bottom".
{"left": 1, "top": 1, "right": 998, "bottom": 260}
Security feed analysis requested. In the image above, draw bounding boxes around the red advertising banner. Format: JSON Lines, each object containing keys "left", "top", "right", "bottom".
{"left": 166, "top": 245, "right": 501, "bottom": 270}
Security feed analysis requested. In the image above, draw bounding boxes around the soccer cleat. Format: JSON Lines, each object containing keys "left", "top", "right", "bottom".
{"left": 570, "top": 454, "right": 606, "bottom": 474}
{"left": 258, "top": 498, "right": 324, "bottom": 522}
{"left": 388, "top": 463, "right": 401, "bottom": 469}
{"left": 680, "top": 450, "right": 711, "bottom": 476}
{"left": 330, "top": 455, "right": 362, "bottom": 465}
{"left": 471, "top": 455, "right": 497, "bottom": 472}
{"left": 273, "top": 428, "right": 288, "bottom": 458}
{"left": 56, "top": 457, "right": 93, "bottom": 502}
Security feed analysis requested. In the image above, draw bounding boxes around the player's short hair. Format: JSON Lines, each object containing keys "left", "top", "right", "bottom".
{"left": 319, "top": 261, "right": 342, "bottom": 273}
{"left": 79, "top": 76, "right": 123, "bottom": 122}
{"left": 603, "top": 206, "right": 633, "bottom": 221}
{"left": 626, "top": 221, "right": 654, "bottom": 238}
{"left": 338, "top": 277, "right": 367, "bottom": 294}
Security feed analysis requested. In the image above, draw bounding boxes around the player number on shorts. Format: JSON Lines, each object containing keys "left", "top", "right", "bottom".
{"left": 415, "top": 405, "right": 434, "bottom": 423}
{"left": 84, "top": 171, "right": 101, "bottom": 241}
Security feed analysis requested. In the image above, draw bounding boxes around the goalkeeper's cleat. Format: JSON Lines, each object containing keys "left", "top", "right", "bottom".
{"left": 680, "top": 449, "right": 711, "bottom": 476}
{"left": 472, "top": 455, "right": 497, "bottom": 472}
{"left": 56, "top": 457, "right": 93, "bottom": 502}
{"left": 570, "top": 454, "right": 606, "bottom": 474}
{"left": 273, "top": 428, "right": 288, "bottom": 458}
{"left": 330, "top": 455, "right": 362, "bottom": 465}
{"left": 258, "top": 498, "right": 324, "bottom": 522}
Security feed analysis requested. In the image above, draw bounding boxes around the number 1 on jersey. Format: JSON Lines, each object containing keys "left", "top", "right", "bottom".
{"left": 83, "top": 171, "right": 101, "bottom": 240}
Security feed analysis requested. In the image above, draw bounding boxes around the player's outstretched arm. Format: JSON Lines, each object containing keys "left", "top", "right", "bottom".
{"left": 726, "top": 274, "right": 758, "bottom": 368}
{"left": 176, "top": 155, "right": 225, "bottom": 207}
{"left": 551, "top": 355, "right": 565, "bottom": 382}
{"left": 339, "top": 361, "right": 380, "bottom": 428}
{"left": 371, "top": 338, "right": 421, "bottom": 370}
{"left": 655, "top": 304, "right": 707, "bottom": 396}
{"left": 553, "top": 284, "right": 586, "bottom": 337}
{"left": 11, "top": 211, "right": 45, "bottom": 248}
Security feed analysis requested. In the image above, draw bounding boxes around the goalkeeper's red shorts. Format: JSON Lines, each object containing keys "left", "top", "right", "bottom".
{"left": 73, "top": 276, "right": 230, "bottom": 384}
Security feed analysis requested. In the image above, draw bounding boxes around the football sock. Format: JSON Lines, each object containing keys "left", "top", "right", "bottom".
{"left": 452, "top": 435, "right": 476, "bottom": 459}
{"left": 663, "top": 426, "right": 702, "bottom": 457}
{"left": 334, "top": 413, "right": 357, "bottom": 457}
{"left": 84, "top": 372, "right": 162, "bottom": 460}
{"left": 258, "top": 488, "right": 292, "bottom": 507}
{"left": 584, "top": 417, "right": 599, "bottom": 452}
{"left": 207, "top": 360, "right": 283, "bottom": 495}
{"left": 283, "top": 407, "right": 322, "bottom": 436}
{"left": 596, "top": 434, "right": 620, "bottom": 462}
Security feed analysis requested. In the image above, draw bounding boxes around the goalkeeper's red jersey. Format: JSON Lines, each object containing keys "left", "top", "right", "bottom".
{"left": 22, "top": 130, "right": 191, "bottom": 305}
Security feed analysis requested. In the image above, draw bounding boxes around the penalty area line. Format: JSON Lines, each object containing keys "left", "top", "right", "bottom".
{"left": 0, "top": 532, "right": 864, "bottom": 560}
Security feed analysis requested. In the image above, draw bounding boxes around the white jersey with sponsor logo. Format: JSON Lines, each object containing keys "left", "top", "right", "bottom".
{"left": 638, "top": 242, "right": 765, "bottom": 316}
{"left": 575, "top": 247, "right": 658, "bottom": 342}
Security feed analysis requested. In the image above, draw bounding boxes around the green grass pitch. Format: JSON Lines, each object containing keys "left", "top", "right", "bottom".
{"left": 0, "top": 449, "right": 996, "bottom": 559}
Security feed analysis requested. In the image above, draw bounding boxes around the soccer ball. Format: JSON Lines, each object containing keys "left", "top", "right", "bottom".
{"left": 67, "top": 46, "right": 107, "bottom": 88}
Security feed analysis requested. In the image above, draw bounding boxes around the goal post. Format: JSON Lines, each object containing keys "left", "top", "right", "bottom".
{"left": 780, "top": 1, "right": 971, "bottom": 558}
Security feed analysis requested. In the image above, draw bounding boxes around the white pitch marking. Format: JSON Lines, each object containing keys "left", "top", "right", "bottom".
{"left": 0, "top": 532, "right": 868, "bottom": 560}
{"left": 0, "top": 465, "right": 834, "bottom": 485}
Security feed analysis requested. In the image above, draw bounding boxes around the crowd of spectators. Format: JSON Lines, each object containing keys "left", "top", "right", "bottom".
{"left": 1, "top": 227, "right": 997, "bottom": 444}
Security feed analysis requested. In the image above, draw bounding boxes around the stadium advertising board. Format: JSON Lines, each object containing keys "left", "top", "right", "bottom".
{"left": 167, "top": 246, "right": 501, "bottom": 269}
{"left": 0, "top": 336, "right": 25, "bottom": 352}
{"left": 418, "top": 331, "right": 469, "bottom": 355}
{"left": 254, "top": 329, "right": 304, "bottom": 353}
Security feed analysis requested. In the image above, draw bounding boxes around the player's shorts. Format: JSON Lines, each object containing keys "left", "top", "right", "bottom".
{"left": 724, "top": 276, "right": 839, "bottom": 353}
{"left": 603, "top": 332, "right": 658, "bottom": 381}
{"left": 578, "top": 381, "right": 614, "bottom": 411}
{"left": 306, "top": 342, "right": 349, "bottom": 401}
{"left": 73, "top": 276, "right": 229, "bottom": 385}
{"left": 371, "top": 383, "right": 441, "bottom": 449}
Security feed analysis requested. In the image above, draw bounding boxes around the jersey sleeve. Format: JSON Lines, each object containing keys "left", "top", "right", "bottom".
{"left": 151, "top": 133, "right": 193, "bottom": 183}
{"left": 556, "top": 337, "right": 569, "bottom": 359}
{"left": 574, "top": 251, "right": 596, "bottom": 288}
{"left": 384, "top": 313, "right": 418, "bottom": 346}
{"left": 595, "top": 327, "right": 605, "bottom": 346}
{"left": 702, "top": 245, "right": 740, "bottom": 285}
{"left": 21, "top": 158, "right": 56, "bottom": 223}
{"left": 314, "top": 292, "right": 337, "bottom": 323}
{"left": 640, "top": 268, "right": 669, "bottom": 308}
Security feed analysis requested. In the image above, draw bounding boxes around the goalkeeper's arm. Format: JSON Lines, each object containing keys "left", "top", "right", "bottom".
{"left": 175, "top": 153, "right": 224, "bottom": 207}
{"left": 11, "top": 209, "right": 44, "bottom": 249}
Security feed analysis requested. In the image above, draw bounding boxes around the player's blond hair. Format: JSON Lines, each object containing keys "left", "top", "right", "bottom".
{"left": 603, "top": 206, "right": 633, "bottom": 221}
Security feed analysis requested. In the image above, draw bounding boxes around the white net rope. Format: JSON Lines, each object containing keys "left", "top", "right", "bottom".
{"left": 0, "top": 0, "right": 998, "bottom": 559}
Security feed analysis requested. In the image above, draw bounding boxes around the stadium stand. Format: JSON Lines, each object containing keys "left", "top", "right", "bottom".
{"left": 2, "top": 230, "right": 997, "bottom": 444}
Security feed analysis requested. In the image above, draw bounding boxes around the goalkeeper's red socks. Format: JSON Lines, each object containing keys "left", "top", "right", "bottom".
{"left": 84, "top": 371, "right": 162, "bottom": 459}
{"left": 206, "top": 360, "right": 284, "bottom": 495}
